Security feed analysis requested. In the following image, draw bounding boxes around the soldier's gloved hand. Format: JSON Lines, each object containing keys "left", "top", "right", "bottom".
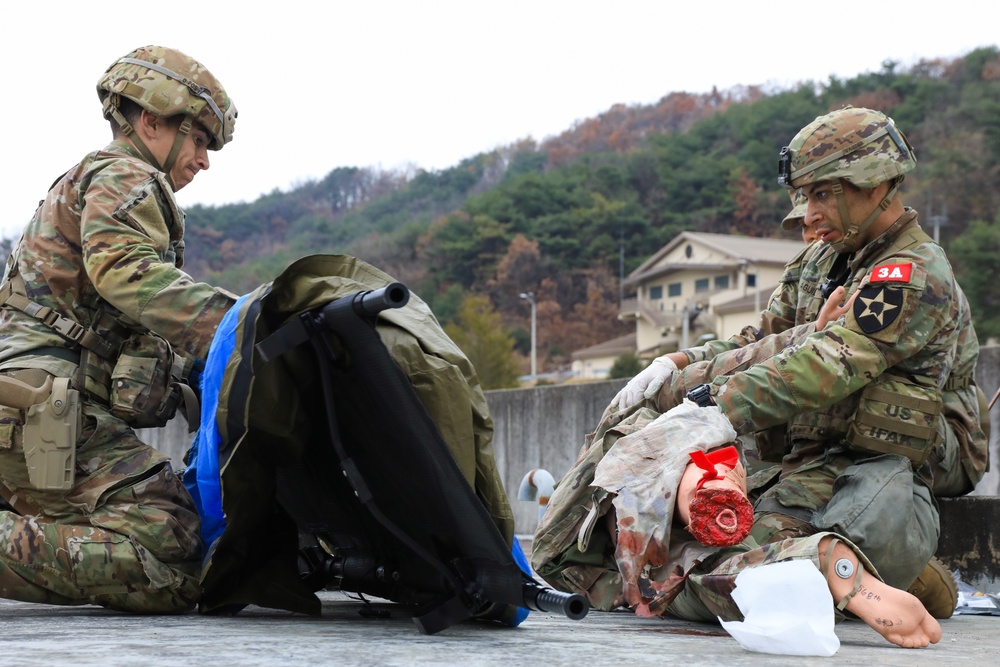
{"left": 614, "top": 355, "right": 678, "bottom": 411}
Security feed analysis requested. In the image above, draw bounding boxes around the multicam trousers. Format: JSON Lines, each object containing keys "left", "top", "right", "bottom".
{"left": 0, "top": 393, "right": 201, "bottom": 612}
{"left": 666, "top": 531, "right": 877, "bottom": 622}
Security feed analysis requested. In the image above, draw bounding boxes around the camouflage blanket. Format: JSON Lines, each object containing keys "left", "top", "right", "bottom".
{"left": 532, "top": 399, "right": 739, "bottom": 616}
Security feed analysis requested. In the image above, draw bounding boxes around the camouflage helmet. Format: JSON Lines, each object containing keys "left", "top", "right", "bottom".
{"left": 97, "top": 45, "right": 237, "bottom": 150}
{"left": 781, "top": 188, "right": 808, "bottom": 231}
{"left": 777, "top": 107, "right": 914, "bottom": 190}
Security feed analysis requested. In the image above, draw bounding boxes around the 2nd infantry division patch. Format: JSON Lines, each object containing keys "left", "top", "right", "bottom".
{"left": 852, "top": 283, "right": 904, "bottom": 334}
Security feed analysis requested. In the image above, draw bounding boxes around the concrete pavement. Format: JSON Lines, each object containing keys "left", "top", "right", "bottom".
{"left": 2, "top": 590, "right": 997, "bottom": 667}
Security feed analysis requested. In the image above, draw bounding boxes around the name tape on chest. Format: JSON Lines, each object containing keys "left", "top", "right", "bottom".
{"left": 869, "top": 263, "right": 912, "bottom": 283}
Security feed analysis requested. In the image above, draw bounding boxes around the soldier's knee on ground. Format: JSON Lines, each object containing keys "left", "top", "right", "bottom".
{"left": 906, "top": 557, "right": 958, "bottom": 620}
{"left": 927, "top": 425, "right": 973, "bottom": 497}
{"left": 71, "top": 533, "right": 201, "bottom": 613}
{"left": 0, "top": 512, "right": 199, "bottom": 613}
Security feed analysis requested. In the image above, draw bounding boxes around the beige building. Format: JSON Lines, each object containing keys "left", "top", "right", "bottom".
{"left": 570, "top": 333, "right": 636, "bottom": 380}
{"left": 619, "top": 232, "right": 804, "bottom": 358}
{"left": 570, "top": 232, "right": 806, "bottom": 379}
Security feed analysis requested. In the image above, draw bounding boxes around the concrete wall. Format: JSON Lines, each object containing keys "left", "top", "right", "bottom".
{"left": 971, "top": 344, "right": 1000, "bottom": 497}
{"left": 487, "top": 379, "right": 626, "bottom": 534}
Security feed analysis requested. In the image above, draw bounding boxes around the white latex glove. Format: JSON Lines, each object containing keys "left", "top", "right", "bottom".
{"left": 614, "top": 355, "right": 678, "bottom": 411}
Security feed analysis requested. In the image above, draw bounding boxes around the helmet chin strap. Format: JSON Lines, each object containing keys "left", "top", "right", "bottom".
{"left": 160, "top": 117, "right": 193, "bottom": 190}
{"left": 104, "top": 95, "right": 190, "bottom": 191}
{"left": 830, "top": 179, "right": 902, "bottom": 253}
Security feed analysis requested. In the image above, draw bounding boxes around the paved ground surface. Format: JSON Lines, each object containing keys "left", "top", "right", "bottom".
{"left": 1, "top": 590, "right": 997, "bottom": 667}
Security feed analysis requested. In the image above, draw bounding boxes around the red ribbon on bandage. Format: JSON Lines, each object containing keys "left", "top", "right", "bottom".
{"left": 688, "top": 445, "right": 739, "bottom": 490}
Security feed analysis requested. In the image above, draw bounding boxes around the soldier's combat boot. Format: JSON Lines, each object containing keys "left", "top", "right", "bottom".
{"left": 907, "top": 557, "right": 958, "bottom": 619}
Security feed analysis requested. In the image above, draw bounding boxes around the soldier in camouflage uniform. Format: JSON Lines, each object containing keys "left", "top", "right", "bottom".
{"left": 785, "top": 189, "right": 818, "bottom": 243}
{"left": 616, "top": 107, "right": 986, "bottom": 565}
{"left": 0, "top": 46, "right": 237, "bottom": 612}
{"left": 535, "top": 108, "right": 970, "bottom": 647}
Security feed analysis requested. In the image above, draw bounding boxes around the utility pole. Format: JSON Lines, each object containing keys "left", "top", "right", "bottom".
{"left": 619, "top": 226, "right": 625, "bottom": 308}
{"left": 519, "top": 291, "right": 537, "bottom": 379}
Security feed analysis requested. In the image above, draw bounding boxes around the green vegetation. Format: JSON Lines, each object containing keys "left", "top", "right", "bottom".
{"left": 609, "top": 353, "right": 644, "bottom": 380}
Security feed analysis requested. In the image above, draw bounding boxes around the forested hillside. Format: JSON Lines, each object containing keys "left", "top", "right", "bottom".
{"left": 181, "top": 47, "right": 1000, "bottom": 386}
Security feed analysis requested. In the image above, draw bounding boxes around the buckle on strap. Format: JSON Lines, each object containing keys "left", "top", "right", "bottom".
{"left": 47, "top": 314, "right": 85, "bottom": 342}
{"left": 943, "top": 375, "right": 972, "bottom": 391}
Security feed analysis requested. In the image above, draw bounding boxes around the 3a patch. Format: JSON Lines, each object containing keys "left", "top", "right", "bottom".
{"left": 852, "top": 284, "right": 904, "bottom": 334}
{"left": 869, "top": 263, "right": 912, "bottom": 283}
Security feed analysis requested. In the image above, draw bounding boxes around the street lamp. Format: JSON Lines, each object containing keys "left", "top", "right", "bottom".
{"left": 519, "top": 291, "right": 537, "bottom": 379}
{"left": 739, "top": 259, "right": 761, "bottom": 315}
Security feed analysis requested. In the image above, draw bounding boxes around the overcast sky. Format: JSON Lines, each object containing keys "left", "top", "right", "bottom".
{"left": 2, "top": 1, "right": 997, "bottom": 239}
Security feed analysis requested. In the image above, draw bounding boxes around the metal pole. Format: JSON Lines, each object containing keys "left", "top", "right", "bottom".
{"left": 520, "top": 292, "right": 537, "bottom": 379}
{"left": 754, "top": 267, "right": 760, "bottom": 315}
{"left": 530, "top": 299, "right": 537, "bottom": 379}
{"left": 619, "top": 227, "right": 625, "bottom": 308}
{"left": 681, "top": 304, "right": 690, "bottom": 349}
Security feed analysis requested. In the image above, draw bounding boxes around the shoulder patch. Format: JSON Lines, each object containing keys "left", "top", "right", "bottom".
{"left": 869, "top": 263, "right": 912, "bottom": 283}
{"left": 852, "top": 284, "right": 903, "bottom": 334}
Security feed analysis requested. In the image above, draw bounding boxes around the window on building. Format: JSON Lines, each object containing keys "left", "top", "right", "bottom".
{"left": 747, "top": 274, "right": 757, "bottom": 288}
{"left": 649, "top": 285, "right": 663, "bottom": 299}
{"left": 685, "top": 244, "right": 693, "bottom": 258}
{"left": 668, "top": 282, "right": 681, "bottom": 297}
{"left": 714, "top": 275, "right": 729, "bottom": 289}
{"left": 695, "top": 278, "right": 710, "bottom": 292}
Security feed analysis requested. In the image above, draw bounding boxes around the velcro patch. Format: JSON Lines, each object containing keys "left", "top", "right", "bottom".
{"left": 852, "top": 284, "right": 904, "bottom": 334}
{"left": 869, "top": 263, "right": 912, "bottom": 283}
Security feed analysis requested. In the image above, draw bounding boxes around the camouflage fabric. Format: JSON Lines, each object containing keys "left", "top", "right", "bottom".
{"left": 781, "top": 188, "right": 808, "bottom": 230}
{"left": 0, "top": 141, "right": 235, "bottom": 612}
{"left": 671, "top": 532, "right": 878, "bottom": 623}
{"left": 530, "top": 395, "right": 880, "bottom": 623}
{"left": 654, "top": 209, "right": 984, "bottom": 588}
{"left": 98, "top": 46, "right": 237, "bottom": 150}
{"left": 780, "top": 107, "right": 915, "bottom": 190}
{"left": 532, "top": 402, "right": 653, "bottom": 610}
{"left": 0, "top": 140, "right": 235, "bottom": 381}
{"left": 592, "top": 402, "right": 738, "bottom": 616}
{"left": 0, "top": 395, "right": 201, "bottom": 611}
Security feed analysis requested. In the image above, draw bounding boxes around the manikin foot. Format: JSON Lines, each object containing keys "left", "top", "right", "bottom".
{"left": 677, "top": 445, "right": 753, "bottom": 547}
{"left": 820, "top": 536, "right": 941, "bottom": 649}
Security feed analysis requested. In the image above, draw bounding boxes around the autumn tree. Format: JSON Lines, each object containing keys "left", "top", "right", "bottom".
{"left": 487, "top": 234, "right": 550, "bottom": 312}
{"left": 444, "top": 294, "right": 521, "bottom": 389}
{"left": 560, "top": 269, "right": 632, "bottom": 354}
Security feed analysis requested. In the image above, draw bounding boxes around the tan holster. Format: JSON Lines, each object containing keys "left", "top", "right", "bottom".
{"left": 0, "top": 372, "right": 80, "bottom": 491}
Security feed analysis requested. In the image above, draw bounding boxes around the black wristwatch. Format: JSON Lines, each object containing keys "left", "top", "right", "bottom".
{"left": 687, "top": 384, "right": 715, "bottom": 407}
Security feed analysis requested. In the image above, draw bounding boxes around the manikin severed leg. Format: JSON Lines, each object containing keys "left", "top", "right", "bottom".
{"left": 605, "top": 444, "right": 754, "bottom": 548}
{"left": 819, "top": 535, "right": 941, "bottom": 649}
{"left": 675, "top": 445, "right": 753, "bottom": 547}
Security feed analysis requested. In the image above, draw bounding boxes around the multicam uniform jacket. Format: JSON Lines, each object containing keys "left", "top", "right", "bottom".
{"left": 0, "top": 140, "right": 233, "bottom": 381}
{"left": 674, "top": 210, "right": 986, "bottom": 489}
{"left": 0, "top": 141, "right": 234, "bottom": 612}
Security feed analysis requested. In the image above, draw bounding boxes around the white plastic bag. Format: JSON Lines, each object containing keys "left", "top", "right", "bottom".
{"left": 719, "top": 560, "right": 840, "bottom": 657}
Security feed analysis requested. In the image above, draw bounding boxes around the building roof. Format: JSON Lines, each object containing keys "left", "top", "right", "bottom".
{"left": 571, "top": 333, "right": 637, "bottom": 360}
{"left": 626, "top": 232, "right": 802, "bottom": 288}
